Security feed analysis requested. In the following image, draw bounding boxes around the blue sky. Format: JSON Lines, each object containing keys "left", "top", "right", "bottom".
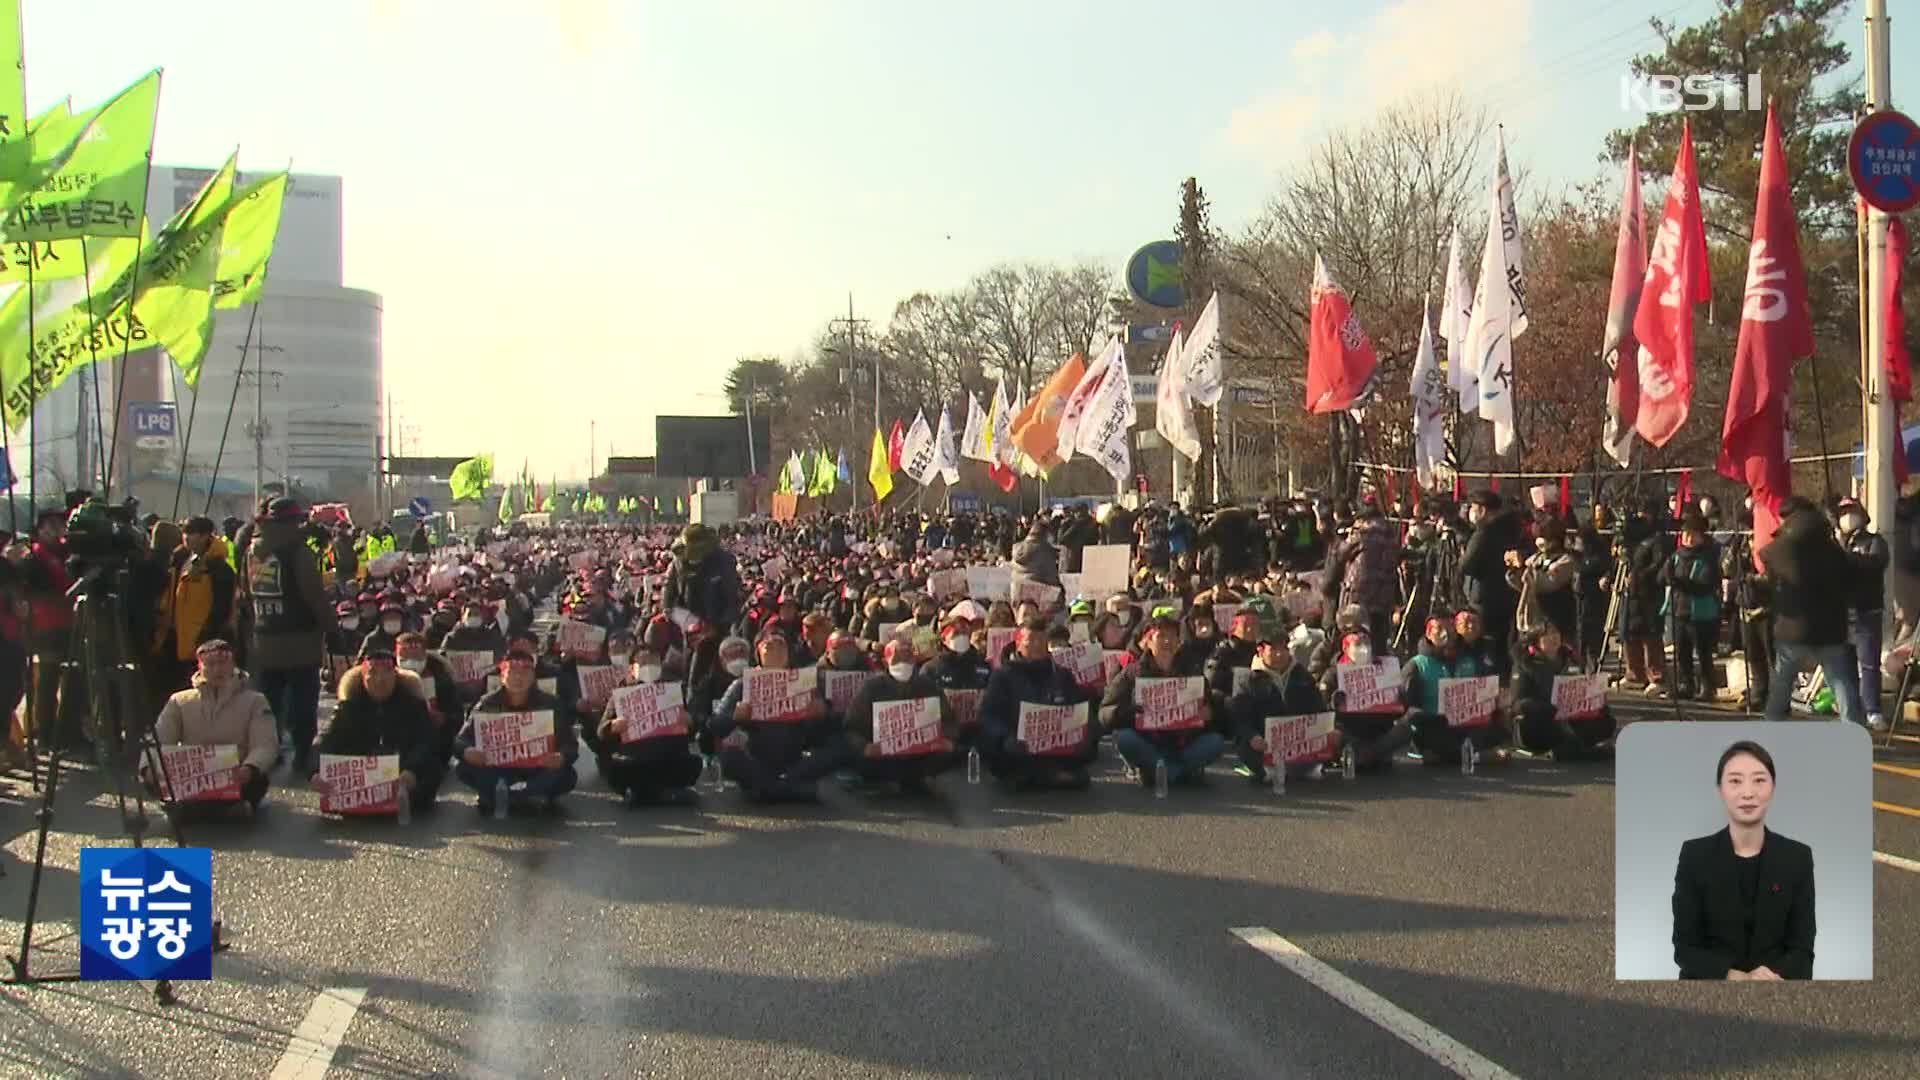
{"left": 19, "top": 0, "right": 1913, "bottom": 480}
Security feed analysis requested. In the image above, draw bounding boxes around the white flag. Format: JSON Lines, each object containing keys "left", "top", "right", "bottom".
{"left": 1055, "top": 337, "right": 1122, "bottom": 463}
{"left": 1494, "top": 127, "right": 1529, "bottom": 339}
{"left": 1074, "top": 339, "right": 1137, "bottom": 482}
{"left": 1465, "top": 179, "right": 1517, "bottom": 454}
{"left": 989, "top": 378, "right": 1016, "bottom": 465}
{"left": 1155, "top": 328, "right": 1201, "bottom": 462}
{"left": 786, "top": 450, "right": 805, "bottom": 492}
{"left": 1409, "top": 295, "right": 1448, "bottom": 487}
{"left": 934, "top": 405, "right": 960, "bottom": 484}
{"left": 901, "top": 409, "right": 938, "bottom": 485}
{"left": 1182, "top": 291, "right": 1224, "bottom": 407}
{"left": 1440, "top": 225, "right": 1477, "bottom": 414}
{"left": 960, "top": 392, "right": 989, "bottom": 461}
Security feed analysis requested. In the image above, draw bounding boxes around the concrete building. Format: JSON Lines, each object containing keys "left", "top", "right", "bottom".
{"left": 22, "top": 166, "right": 385, "bottom": 523}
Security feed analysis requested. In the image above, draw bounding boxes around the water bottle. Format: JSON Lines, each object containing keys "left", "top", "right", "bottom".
{"left": 1271, "top": 762, "right": 1285, "bottom": 797}
{"left": 1340, "top": 745, "right": 1357, "bottom": 781}
{"left": 395, "top": 787, "right": 411, "bottom": 825}
{"left": 704, "top": 753, "right": 723, "bottom": 792}
{"left": 1460, "top": 737, "right": 1475, "bottom": 776}
{"left": 966, "top": 747, "right": 982, "bottom": 785}
{"left": 492, "top": 778, "right": 510, "bottom": 819}
{"left": 1154, "top": 759, "right": 1169, "bottom": 799}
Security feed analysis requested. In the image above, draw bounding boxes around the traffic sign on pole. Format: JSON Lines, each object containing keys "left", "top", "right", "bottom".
{"left": 1848, "top": 108, "right": 1920, "bottom": 213}
{"left": 408, "top": 496, "right": 431, "bottom": 518}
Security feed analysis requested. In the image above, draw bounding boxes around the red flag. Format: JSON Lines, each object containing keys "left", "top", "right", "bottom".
{"left": 1601, "top": 142, "right": 1647, "bottom": 465}
{"left": 1718, "top": 107, "right": 1811, "bottom": 566}
{"left": 1888, "top": 215, "right": 1911, "bottom": 485}
{"left": 1305, "top": 255, "right": 1379, "bottom": 413}
{"left": 1558, "top": 476, "right": 1571, "bottom": 517}
{"left": 987, "top": 462, "right": 1018, "bottom": 493}
{"left": 1674, "top": 470, "right": 1692, "bottom": 515}
{"left": 1634, "top": 121, "right": 1712, "bottom": 448}
{"left": 887, "top": 420, "right": 905, "bottom": 471}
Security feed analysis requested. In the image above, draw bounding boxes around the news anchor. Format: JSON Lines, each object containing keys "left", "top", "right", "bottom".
{"left": 1671, "top": 741, "right": 1815, "bottom": 980}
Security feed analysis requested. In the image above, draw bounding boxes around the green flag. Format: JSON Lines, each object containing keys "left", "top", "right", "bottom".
{"left": 212, "top": 170, "right": 287, "bottom": 308}
{"left": 0, "top": 1, "right": 22, "bottom": 150}
{"left": 541, "top": 493, "right": 554, "bottom": 512}
{"left": 811, "top": 447, "right": 835, "bottom": 495}
{"left": 448, "top": 454, "right": 492, "bottom": 501}
{"left": 125, "top": 151, "right": 236, "bottom": 387}
{"left": 498, "top": 484, "right": 515, "bottom": 524}
{"left": 0, "top": 231, "right": 144, "bottom": 428}
{"left": 2, "top": 69, "right": 162, "bottom": 242}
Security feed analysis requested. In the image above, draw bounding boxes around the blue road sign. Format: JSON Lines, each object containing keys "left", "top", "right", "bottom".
{"left": 408, "top": 497, "right": 431, "bottom": 517}
{"left": 1849, "top": 109, "right": 1920, "bottom": 214}
{"left": 1126, "top": 241, "right": 1184, "bottom": 308}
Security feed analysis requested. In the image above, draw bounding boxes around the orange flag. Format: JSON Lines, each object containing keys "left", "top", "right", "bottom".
{"left": 1010, "top": 353, "right": 1088, "bottom": 471}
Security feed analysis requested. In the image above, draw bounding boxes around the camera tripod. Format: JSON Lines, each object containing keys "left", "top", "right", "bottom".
{"left": 4, "top": 567, "right": 228, "bottom": 1006}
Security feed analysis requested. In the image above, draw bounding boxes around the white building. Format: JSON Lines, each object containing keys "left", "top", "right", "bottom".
{"left": 22, "top": 166, "right": 385, "bottom": 522}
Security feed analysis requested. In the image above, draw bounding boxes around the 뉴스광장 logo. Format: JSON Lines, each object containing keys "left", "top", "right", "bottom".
{"left": 79, "top": 847, "right": 214, "bottom": 981}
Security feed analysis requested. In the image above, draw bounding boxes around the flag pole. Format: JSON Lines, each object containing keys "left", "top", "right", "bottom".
{"left": 203, "top": 303, "right": 260, "bottom": 516}
{"left": 101, "top": 143, "right": 161, "bottom": 501}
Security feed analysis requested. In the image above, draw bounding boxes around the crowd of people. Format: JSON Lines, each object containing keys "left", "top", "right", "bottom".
{"left": 1, "top": 480, "right": 1903, "bottom": 819}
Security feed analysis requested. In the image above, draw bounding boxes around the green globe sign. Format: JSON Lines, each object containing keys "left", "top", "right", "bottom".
{"left": 1126, "top": 240, "right": 1184, "bottom": 308}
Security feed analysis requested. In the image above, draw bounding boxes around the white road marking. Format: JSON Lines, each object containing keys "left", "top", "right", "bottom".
{"left": 1230, "top": 927, "right": 1520, "bottom": 1080}
{"left": 269, "top": 987, "right": 368, "bottom": 1080}
{"left": 1874, "top": 850, "right": 1920, "bottom": 874}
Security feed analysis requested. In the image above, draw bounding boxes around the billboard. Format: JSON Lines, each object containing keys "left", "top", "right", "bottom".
{"left": 654, "top": 415, "right": 771, "bottom": 478}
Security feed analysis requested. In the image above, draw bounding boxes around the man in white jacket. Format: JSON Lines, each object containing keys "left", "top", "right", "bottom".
{"left": 150, "top": 639, "right": 277, "bottom": 813}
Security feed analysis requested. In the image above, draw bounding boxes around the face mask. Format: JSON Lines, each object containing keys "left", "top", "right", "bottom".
{"left": 340, "top": 617, "right": 360, "bottom": 632}
{"left": 636, "top": 664, "right": 663, "bottom": 684}
{"left": 945, "top": 634, "right": 972, "bottom": 654}
{"left": 398, "top": 658, "right": 426, "bottom": 673}
{"left": 383, "top": 619, "right": 403, "bottom": 634}
{"left": 1116, "top": 611, "right": 1134, "bottom": 625}
{"left": 724, "top": 657, "right": 749, "bottom": 677}
{"left": 463, "top": 616, "right": 483, "bottom": 629}
{"left": 608, "top": 652, "right": 630, "bottom": 669}
{"left": 888, "top": 663, "right": 916, "bottom": 682}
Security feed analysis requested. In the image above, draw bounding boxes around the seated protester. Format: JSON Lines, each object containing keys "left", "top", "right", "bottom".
{"left": 843, "top": 639, "right": 961, "bottom": 794}
{"left": 1402, "top": 616, "right": 1511, "bottom": 766}
{"left": 795, "top": 612, "right": 833, "bottom": 669}
{"left": 1315, "top": 627, "right": 1413, "bottom": 771}
{"left": 424, "top": 598, "right": 461, "bottom": 650}
{"left": 922, "top": 612, "right": 992, "bottom": 749}
{"left": 149, "top": 639, "right": 275, "bottom": 814}
{"left": 907, "top": 594, "right": 941, "bottom": 633}
{"left": 316, "top": 647, "right": 445, "bottom": 813}
{"left": 978, "top": 615, "right": 1100, "bottom": 791}
{"left": 357, "top": 600, "right": 408, "bottom": 659}
{"left": 818, "top": 628, "right": 877, "bottom": 726}
{"left": 984, "top": 600, "right": 1017, "bottom": 629}
{"left": 1204, "top": 609, "right": 1262, "bottom": 735}
{"left": 592, "top": 646, "right": 703, "bottom": 807}
{"left": 1228, "top": 636, "right": 1327, "bottom": 783}
{"left": 1101, "top": 615, "right": 1225, "bottom": 789}
{"left": 1091, "top": 592, "right": 1141, "bottom": 652}
{"left": 561, "top": 627, "right": 633, "bottom": 742}
{"left": 395, "top": 632, "right": 462, "bottom": 760}
{"left": 1510, "top": 623, "right": 1615, "bottom": 760}
{"left": 1308, "top": 604, "right": 1366, "bottom": 684}
{"left": 1451, "top": 608, "right": 1498, "bottom": 674}
{"left": 1178, "top": 604, "right": 1220, "bottom": 672}
{"left": 440, "top": 599, "right": 508, "bottom": 661}
{"left": 690, "top": 634, "right": 751, "bottom": 754}
{"left": 643, "top": 614, "right": 693, "bottom": 680}
{"left": 710, "top": 631, "right": 847, "bottom": 803}
{"left": 454, "top": 649, "right": 580, "bottom": 815}
{"left": 324, "top": 602, "right": 363, "bottom": 669}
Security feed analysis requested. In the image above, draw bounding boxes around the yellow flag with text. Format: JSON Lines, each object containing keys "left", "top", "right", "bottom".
{"left": 867, "top": 427, "right": 893, "bottom": 502}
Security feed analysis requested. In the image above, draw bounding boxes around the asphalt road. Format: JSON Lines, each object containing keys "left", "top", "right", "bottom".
{"left": 1, "top": 700, "right": 1917, "bottom": 1078}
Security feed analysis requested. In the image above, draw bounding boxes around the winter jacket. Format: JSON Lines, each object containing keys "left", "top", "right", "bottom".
{"left": 1842, "top": 529, "right": 1890, "bottom": 614}
{"left": 1760, "top": 508, "right": 1851, "bottom": 647}
{"left": 978, "top": 654, "right": 1091, "bottom": 745}
{"left": 456, "top": 686, "right": 578, "bottom": 765}
{"left": 317, "top": 667, "right": 443, "bottom": 778}
{"left": 1661, "top": 541, "right": 1723, "bottom": 625}
{"left": 1510, "top": 548, "right": 1577, "bottom": 638}
{"left": 1458, "top": 509, "right": 1524, "bottom": 613}
{"left": 246, "top": 519, "right": 338, "bottom": 671}
{"left": 1402, "top": 649, "right": 1488, "bottom": 716}
{"left": 155, "top": 671, "right": 277, "bottom": 774}
{"left": 21, "top": 538, "right": 72, "bottom": 647}
{"left": 1338, "top": 519, "right": 1402, "bottom": 615}
{"left": 157, "top": 539, "right": 237, "bottom": 662}
{"left": 1011, "top": 535, "right": 1062, "bottom": 589}
{"left": 1101, "top": 652, "right": 1209, "bottom": 753}
{"left": 1228, "top": 663, "right": 1327, "bottom": 745}
{"left": 1510, "top": 644, "right": 1579, "bottom": 711}
{"left": 844, "top": 672, "right": 956, "bottom": 753}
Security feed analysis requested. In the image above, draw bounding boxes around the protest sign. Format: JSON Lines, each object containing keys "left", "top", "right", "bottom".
{"left": 318, "top": 754, "right": 401, "bottom": 815}
{"left": 1059, "top": 573, "right": 1084, "bottom": 602}
{"left": 485, "top": 675, "right": 558, "bottom": 695}
{"left": 1551, "top": 673, "right": 1607, "bottom": 721}
{"left": 875, "top": 622, "right": 904, "bottom": 646}
{"left": 557, "top": 619, "right": 608, "bottom": 656}
{"left": 1438, "top": 675, "right": 1500, "bottom": 728}
{"left": 1017, "top": 701, "right": 1088, "bottom": 756}
{"left": 1101, "top": 649, "right": 1131, "bottom": 684}
{"left": 822, "top": 669, "right": 871, "bottom": 713}
{"left": 444, "top": 650, "right": 495, "bottom": 685}
{"left": 1136, "top": 676, "right": 1205, "bottom": 732}
{"left": 1015, "top": 581, "right": 1062, "bottom": 608}
{"left": 576, "top": 664, "right": 622, "bottom": 706}
{"left": 1079, "top": 545, "right": 1130, "bottom": 600}
{"left": 927, "top": 568, "right": 968, "bottom": 598}
{"left": 1068, "top": 619, "right": 1090, "bottom": 644}
{"left": 1050, "top": 641, "right": 1103, "bottom": 690}
{"left": 986, "top": 627, "right": 1018, "bottom": 668}
{"left": 472, "top": 710, "right": 557, "bottom": 768}
{"left": 1264, "top": 713, "right": 1338, "bottom": 767}
{"left": 1335, "top": 657, "right": 1403, "bottom": 714}
{"left": 965, "top": 565, "right": 1012, "bottom": 600}
{"left": 610, "top": 682, "right": 687, "bottom": 743}
{"left": 156, "top": 744, "right": 241, "bottom": 803}
{"left": 944, "top": 687, "right": 982, "bottom": 727}
{"left": 746, "top": 667, "right": 818, "bottom": 722}
{"left": 873, "top": 697, "right": 943, "bottom": 757}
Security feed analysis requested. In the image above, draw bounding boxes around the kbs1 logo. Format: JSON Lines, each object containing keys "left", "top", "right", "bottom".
{"left": 1620, "top": 73, "right": 1764, "bottom": 113}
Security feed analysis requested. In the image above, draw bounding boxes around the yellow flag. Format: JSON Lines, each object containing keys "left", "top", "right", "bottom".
{"left": 867, "top": 427, "right": 893, "bottom": 502}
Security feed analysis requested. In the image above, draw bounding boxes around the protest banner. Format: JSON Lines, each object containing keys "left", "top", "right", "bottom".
{"left": 472, "top": 710, "right": 557, "bottom": 768}
{"left": 444, "top": 650, "right": 496, "bottom": 685}
{"left": 1136, "top": 676, "right": 1205, "bottom": 732}
{"left": 1438, "top": 675, "right": 1500, "bottom": 728}
{"left": 576, "top": 665, "right": 622, "bottom": 706}
{"left": 747, "top": 667, "right": 818, "bottom": 722}
{"left": 928, "top": 568, "right": 968, "bottom": 598}
{"left": 1017, "top": 701, "right": 1088, "bottom": 756}
{"left": 156, "top": 744, "right": 241, "bottom": 803}
{"left": 986, "top": 627, "right": 1018, "bottom": 669}
{"left": 1551, "top": 673, "right": 1608, "bottom": 721}
{"left": 1059, "top": 573, "right": 1085, "bottom": 602}
{"left": 1079, "top": 545, "right": 1130, "bottom": 600}
{"left": 1015, "top": 581, "right": 1062, "bottom": 608}
{"left": 944, "top": 687, "right": 982, "bottom": 727}
{"left": 965, "top": 565, "right": 1012, "bottom": 600}
{"left": 610, "top": 682, "right": 687, "bottom": 743}
{"left": 1068, "top": 619, "right": 1090, "bottom": 644}
{"left": 823, "top": 669, "right": 871, "bottom": 713}
{"left": 1101, "top": 649, "right": 1131, "bottom": 684}
{"left": 1335, "top": 657, "right": 1403, "bottom": 714}
{"left": 873, "top": 697, "right": 943, "bottom": 757}
{"left": 1050, "top": 641, "right": 1103, "bottom": 690}
{"left": 557, "top": 619, "right": 608, "bottom": 656}
{"left": 318, "top": 754, "right": 401, "bottom": 815}
{"left": 1264, "top": 713, "right": 1338, "bottom": 767}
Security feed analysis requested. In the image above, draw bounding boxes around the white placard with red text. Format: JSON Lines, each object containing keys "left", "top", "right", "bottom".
{"left": 611, "top": 682, "right": 687, "bottom": 743}
{"left": 1015, "top": 581, "right": 1063, "bottom": 608}
{"left": 157, "top": 743, "right": 242, "bottom": 803}
{"left": 746, "top": 666, "right": 818, "bottom": 722}
{"left": 318, "top": 754, "right": 401, "bottom": 815}
{"left": 1265, "top": 713, "right": 1338, "bottom": 767}
{"left": 987, "top": 627, "right": 1018, "bottom": 668}
{"left": 1050, "top": 641, "right": 1104, "bottom": 690}
{"left": 1101, "top": 649, "right": 1131, "bottom": 684}
{"left": 822, "top": 669, "right": 870, "bottom": 713}
{"left": 473, "top": 710, "right": 557, "bottom": 768}
{"left": 1136, "top": 676, "right": 1205, "bottom": 732}
{"left": 576, "top": 664, "right": 622, "bottom": 706}
{"left": 1439, "top": 675, "right": 1499, "bottom": 728}
{"left": 557, "top": 618, "right": 608, "bottom": 656}
{"left": 1017, "top": 701, "right": 1088, "bottom": 756}
{"left": 927, "top": 568, "right": 968, "bottom": 598}
{"left": 445, "top": 650, "right": 495, "bottom": 684}
{"left": 873, "top": 697, "right": 943, "bottom": 757}
{"left": 1551, "top": 673, "right": 1607, "bottom": 721}
{"left": 1336, "top": 657, "right": 1403, "bottom": 714}
{"left": 944, "top": 687, "right": 982, "bottom": 727}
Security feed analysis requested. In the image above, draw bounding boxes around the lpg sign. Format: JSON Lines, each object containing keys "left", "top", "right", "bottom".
{"left": 130, "top": 402, "right": 177, "bottom": 450}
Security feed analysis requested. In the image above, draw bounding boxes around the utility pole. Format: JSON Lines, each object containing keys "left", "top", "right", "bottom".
{"left": 1865, "top": 0, "right": 1897, "bottom": 606}
{"left": 239, "top": 343, "right": 286, "bottom": 507}
{"left": 830, "top": 294, "right": 873, "bottom": 510}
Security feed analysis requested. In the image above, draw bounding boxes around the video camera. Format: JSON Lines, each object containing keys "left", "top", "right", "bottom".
{"left": 62, "top": 499, "right": 145, "bottom": 583}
